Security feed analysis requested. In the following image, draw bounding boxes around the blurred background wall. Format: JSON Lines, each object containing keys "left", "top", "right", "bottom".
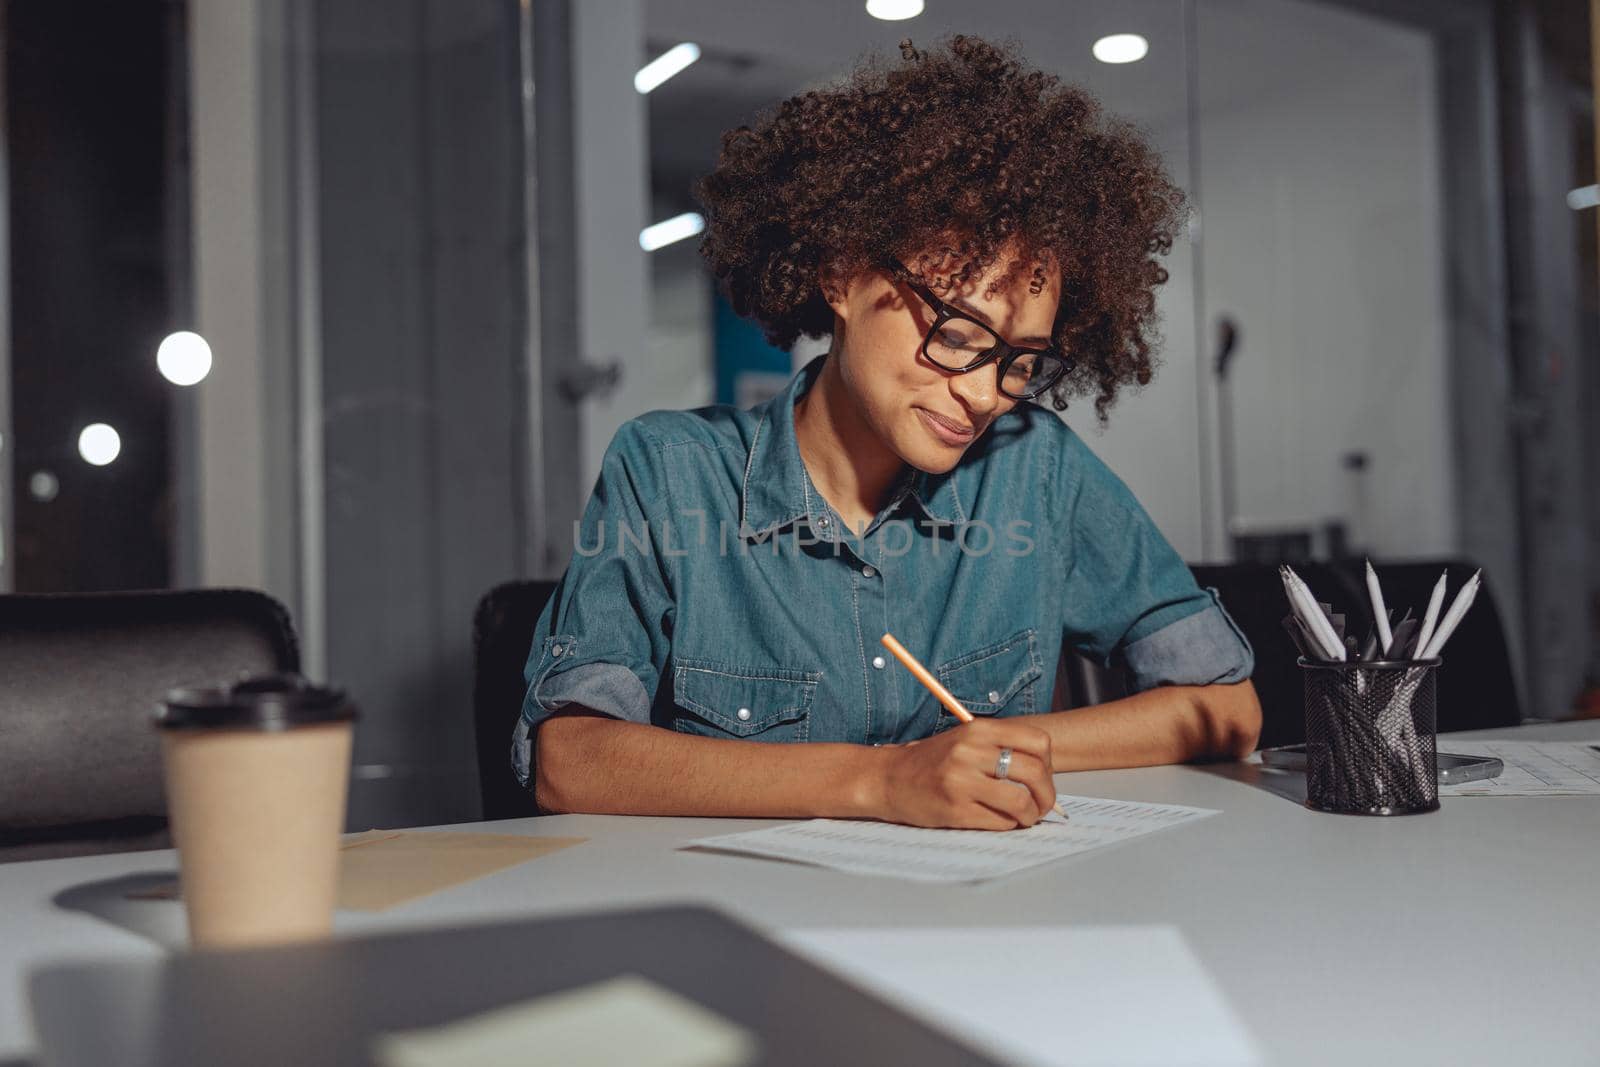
{"left": 3, "top": 0, "right": 1595, "bottom": 827}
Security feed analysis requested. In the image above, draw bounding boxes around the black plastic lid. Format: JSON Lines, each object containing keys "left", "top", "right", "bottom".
{"left": 155, "top": 673, "right": 357, "bottom": 731}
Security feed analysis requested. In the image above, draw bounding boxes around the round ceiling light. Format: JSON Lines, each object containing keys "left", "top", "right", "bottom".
{"left": 1092, "top": 34, "right": 1149, "bottom": 64}
{"left": 866, "top": 0, "right": 924, "bottom": 21}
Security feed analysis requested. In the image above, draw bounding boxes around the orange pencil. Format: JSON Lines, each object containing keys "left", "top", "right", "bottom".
{"left": 879, "top": 632, "right": 1067, "bottom": 820}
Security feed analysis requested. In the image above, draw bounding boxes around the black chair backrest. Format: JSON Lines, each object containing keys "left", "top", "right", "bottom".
{"left": 1051, "top": 641, "right": 1128, "bottom": 712}
{"left": 1052, "top": 560, "right": 1520, "bottom": 750}
{"left": 472, "top": 580, "right": 558, "bottom": 821}
{"left": 1047, "top": 569, "right": 1306, "bottom": 727}
{"left": 1190, "top": 559, "right": 1521, "bottom": 748}
{"left": 0, "top": 589, "right": 299, "bottom": 863}
{"left": 1188, "top": 562, "right": 1342, "bottom": 749}
{"left": 1329, "top": 559, "right": 1521, "bottom": 732}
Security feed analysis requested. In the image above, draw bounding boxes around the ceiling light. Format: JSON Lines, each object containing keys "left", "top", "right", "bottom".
{"left": 157, "top": 330, "right": 213, "bottom": 386}
{"left": 1092, "top": 34, "right": 1148, "bottom": 64}
{"left": 1566, "top": 184, "right": 1599, "bottom": 210}
{"left": 78, "top": 423, "right": 121, "bottom": 467}
{"left": 639, "top": 212, "right": 705, "bottom": 252}
{"left": 866, "top": 0, "right": 924, "bottom": 19}
{"left": 635, "top": 43, "right": 700, "bottom": 94}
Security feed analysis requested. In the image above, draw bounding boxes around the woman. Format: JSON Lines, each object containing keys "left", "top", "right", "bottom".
{"left": 516, "top": 36, "right": 1260, "bottom": 830}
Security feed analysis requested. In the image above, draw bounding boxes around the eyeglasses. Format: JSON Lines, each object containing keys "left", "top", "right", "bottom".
{"left": 888, "top": 258, "right": 1072, "bottom": 401}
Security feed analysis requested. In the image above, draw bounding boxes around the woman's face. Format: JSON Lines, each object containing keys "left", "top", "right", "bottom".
{"left": 826, "top": 248, "right": 1062, "bottom": 474}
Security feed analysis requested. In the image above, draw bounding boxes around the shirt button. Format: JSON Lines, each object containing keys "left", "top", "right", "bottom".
{"left": 987, "top": 690, "right": 1001, "bottom": 703}
{"left": 872, "top": 655, "right": 886, "bottom": 670}
{"left": 736, "top": 707, "right": 752, "bottom": 721}
{"left": 550, "top": 644, "right": 564, "bottom": 657}
{"left": 861, "top": 565, "right": 876, "bottom": 579}
{"left": 816, "top": 515, "right": 830, "bottom": 529}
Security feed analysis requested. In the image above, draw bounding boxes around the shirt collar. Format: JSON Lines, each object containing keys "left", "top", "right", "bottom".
{"left": 908, "top": 464, "right": 966, "bottom": 526}
{"left": 739, "top": 356, "right": 966, "bottom": 538}
{"left": 738, "top": 359, "right": 817, "bottom": 537}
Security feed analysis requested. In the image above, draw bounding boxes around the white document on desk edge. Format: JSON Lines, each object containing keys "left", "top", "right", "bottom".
{"left": 685, "top": 795, "right": 1219, "bottom": 884}
{"left": 371, "top": 974, "right": 757, "bottom": 1067}
{"left": 1438, "top": 740, "right": 1600, "bottom": 796}
{"left": 780, "top": 926, "right": 1262, "bottom": 1067}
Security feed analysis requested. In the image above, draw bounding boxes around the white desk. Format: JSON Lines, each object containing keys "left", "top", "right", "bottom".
{"left": 3, "top": 720, "right": 1597, "bottom": 1065}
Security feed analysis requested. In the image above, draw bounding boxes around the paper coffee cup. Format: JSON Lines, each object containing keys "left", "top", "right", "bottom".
{"left": 156, "top": 675, "right": 357, "bottom": 949}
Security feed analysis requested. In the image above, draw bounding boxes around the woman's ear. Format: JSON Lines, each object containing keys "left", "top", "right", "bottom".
{"left": 819, "top": 265, "right": 850, "bottom": 322}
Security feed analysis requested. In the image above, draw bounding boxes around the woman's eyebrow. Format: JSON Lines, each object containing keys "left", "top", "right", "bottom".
{"left": 946, "top": 295, "right": 1053, "bottom": 348}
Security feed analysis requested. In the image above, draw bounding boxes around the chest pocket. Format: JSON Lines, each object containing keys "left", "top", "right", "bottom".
{"left": 932, "top": 629, "right": 1043, "bottom": 733}
{"left": 672, "top": 660, "right": 817, "bottom": 743}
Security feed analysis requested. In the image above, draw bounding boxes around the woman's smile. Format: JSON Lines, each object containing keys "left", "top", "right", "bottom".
{"left": 915, "top": 406, "right": 979, "bottom": 448}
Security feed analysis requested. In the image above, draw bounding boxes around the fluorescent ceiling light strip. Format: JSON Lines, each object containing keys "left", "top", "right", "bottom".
{"left": 1565, "top": 184, "right": 1599, "bottom": 210}
{"left": 635, "top": 42, "right": 701, "bottom": 94}
{"left": 640, "top": 212, "right": 705, "bottom": 252}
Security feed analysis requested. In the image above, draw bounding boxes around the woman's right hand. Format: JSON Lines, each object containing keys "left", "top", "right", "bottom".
{"left": 873, "top": 718, "right": 1057, "bottom": 830}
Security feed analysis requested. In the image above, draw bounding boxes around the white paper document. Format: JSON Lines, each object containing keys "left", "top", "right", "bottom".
{"left": 686, "top": 796, "right": 1218, "bottom": 884}
{"left": 780, "top": 927, "right": 1262, "bottom": 1067}
{"left": 1438, "top": 740, "right": 1600, "bottom": 796}
{"left": 372, "top": 974, "right": 757, "bottom": 1067}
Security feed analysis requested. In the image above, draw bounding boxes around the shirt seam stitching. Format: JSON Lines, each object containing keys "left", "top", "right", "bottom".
{"left": 739, "top": 410, "right": 768, "bottom": 532}
{"left": 852, "top": 566, "right": 872, "bottom": 740}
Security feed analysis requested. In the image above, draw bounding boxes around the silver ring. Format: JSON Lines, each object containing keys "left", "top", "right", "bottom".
{"left": 995, "top": 747, "right": 1013, "bottom": 780}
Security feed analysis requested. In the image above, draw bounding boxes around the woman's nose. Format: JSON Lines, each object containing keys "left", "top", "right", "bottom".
{"left": 947, "top": 365, "right": 1001, "bottom": 416}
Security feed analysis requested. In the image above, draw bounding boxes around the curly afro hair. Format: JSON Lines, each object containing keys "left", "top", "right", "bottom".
{"left": 695, "top": 35, "right": 1186, "bottom": 419}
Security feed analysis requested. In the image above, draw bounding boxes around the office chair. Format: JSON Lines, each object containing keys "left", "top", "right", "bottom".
{"left": 1047, "top": 564, "right": 1309, "bottom": 747}
{"left": 471, "top": 579, "right": 558, "bottom": 821}
{"left": 1189, "top": 562, "right": 1342, "bottom": 749}
{"left": 1190, "top": 560, "right": 1521, "bottom": 748}
{"left": 1053, "top": 560, "right": 1519, "bottom": 750}
{"left": 1322, "top": 558, "right": 1522, "bottom": 732}
{"left": 0, "top": 589, "right": 299, "bottom": 864}
{"left": 1051, "top": 643, "right": 1128, "bottom": 712}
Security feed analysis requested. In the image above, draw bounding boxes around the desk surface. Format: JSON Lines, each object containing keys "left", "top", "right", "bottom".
{"left": 3, "top": 720, "right": 1597, "bottom": 1065}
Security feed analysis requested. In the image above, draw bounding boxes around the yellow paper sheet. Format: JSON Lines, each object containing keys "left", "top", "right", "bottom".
{"left": 372, "top": 974, "right": 758, "bottom": 1067}
{"left": 336, "top": 830, "right": 585, "bottom": 911}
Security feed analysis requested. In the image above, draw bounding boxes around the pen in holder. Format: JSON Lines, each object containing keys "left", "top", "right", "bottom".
{"left": 1300, "top": 657, "right": 1441, "bottom": 815}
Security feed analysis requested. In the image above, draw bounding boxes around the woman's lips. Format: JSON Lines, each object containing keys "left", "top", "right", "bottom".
{"left": 916, "top": 407, "right": 977, "bottom": 447}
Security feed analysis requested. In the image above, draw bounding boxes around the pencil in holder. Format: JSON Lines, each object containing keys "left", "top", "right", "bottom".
{"left": 1299, "top": 658, "right": 1441, "bottom": 815}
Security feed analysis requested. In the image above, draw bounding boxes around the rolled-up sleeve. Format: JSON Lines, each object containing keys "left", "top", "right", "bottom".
{"left": 512, "top": 422, "right": 675, "bottom": 788}
{"left": 1056, "top": 431, "right": 1253, "bottom": 692}
{"left": 1120, "top": 587, "right": 1253, "bottom": 690}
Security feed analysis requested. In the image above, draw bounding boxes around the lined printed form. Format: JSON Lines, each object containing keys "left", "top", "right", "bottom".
{"left": 1438, "top": 740, "right": 1600, "bottom": 796}
{"left": 685, "top": 796, "right": 1218, "bottom": 884}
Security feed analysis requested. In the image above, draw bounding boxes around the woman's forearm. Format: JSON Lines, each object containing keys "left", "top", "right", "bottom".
{"left": 535, "top": 711, "right": 888, "bottom": 819}
{"left": 535, "top": 708, "right": 1066, "bottom": 828}
{"left": 533, "top": 683, "right": 1259, "bottom": 820}
{"left": 1039, "top": 680, "right": 1262, "bottom": 771}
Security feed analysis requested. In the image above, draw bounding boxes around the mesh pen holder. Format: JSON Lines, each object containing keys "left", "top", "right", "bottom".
{"left": 1300, "top": 658, "right": 1441, "bottom": 815}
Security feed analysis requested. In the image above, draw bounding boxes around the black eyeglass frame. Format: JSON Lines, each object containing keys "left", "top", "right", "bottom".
{"left": 887, "top": 257, "right": 1072, "bottom": 401}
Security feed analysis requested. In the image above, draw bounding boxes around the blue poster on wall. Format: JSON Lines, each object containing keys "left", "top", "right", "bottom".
{"left": 713, "top": 291, "right": 794, "bottom": 408}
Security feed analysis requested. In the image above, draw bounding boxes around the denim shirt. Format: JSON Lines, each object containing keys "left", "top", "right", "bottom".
{"left": 513, "top": 356, "right": 1252, "bottom": 787}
